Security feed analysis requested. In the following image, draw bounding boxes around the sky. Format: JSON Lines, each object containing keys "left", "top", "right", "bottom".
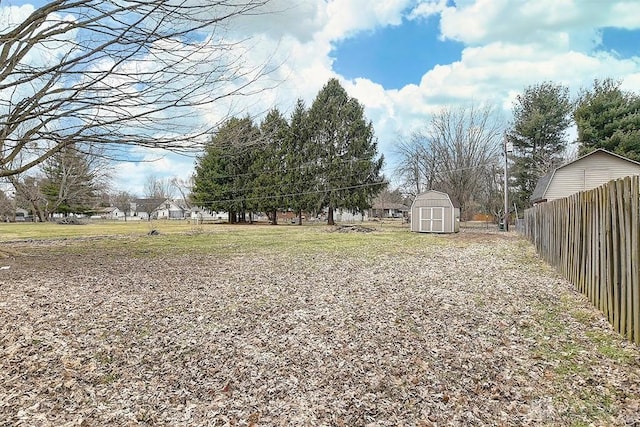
{"left": 5, "top": 0, "right": 640, "bottom": 197}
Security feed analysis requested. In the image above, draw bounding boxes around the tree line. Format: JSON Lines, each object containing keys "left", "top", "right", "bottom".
{"left": 1, "top": 79, "right": 386, "bottom": 223}
{"left": 509, "top": 78, "right": 640, "bottom": 212}
{"left": 191, "top": 79, "right": 385, "bottom": 225}
{"left": 2, "top": 2, "right": 638, "bottom": 225}
{"left": 394, "top": 78, "right": 640, "bottom": 220}
{"left": 0, "top": 147, "right": 189, "bottom": 222}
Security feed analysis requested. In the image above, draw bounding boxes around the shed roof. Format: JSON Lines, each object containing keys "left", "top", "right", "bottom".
{"left": 414, "top": 190, "right": 460, "bottom": 208}
{"left": 530, "top": 149, "right": 640, "bottom": 203}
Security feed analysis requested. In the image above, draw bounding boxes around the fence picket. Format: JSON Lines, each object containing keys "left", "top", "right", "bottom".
{"left": 632, "top": 176, "right": 640, "bottom": 344}
{"left": 523, "top": 176, "right": 639, "bottom": 343}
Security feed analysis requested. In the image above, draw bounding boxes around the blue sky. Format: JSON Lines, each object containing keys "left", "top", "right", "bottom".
{"left": 601, "top": 28, "right": 640, "bottom": 58}
{"left": 333, "top": 21, "right": 639, "bottom": 90}
{"left": 4, "top": 0, "right": 640, "bottom": 196}
{"left": 332, "top": 14, "right": 464, "bottom": 89}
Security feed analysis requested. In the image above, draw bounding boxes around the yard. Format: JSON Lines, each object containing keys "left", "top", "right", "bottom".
{"left": 0, "top": 222, "right": 639, "bottom": 426}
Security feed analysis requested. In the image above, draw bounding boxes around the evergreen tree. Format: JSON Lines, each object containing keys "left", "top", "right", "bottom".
{"left": 40, "top": 146, "right": 106, "bottom": 216}
{"left": 574, "top": 78, "right": 640, "bottom": 161}
{"left": 252, "top": 109, "right": 289, "bottom": 224}
{"left": 191, "top": 117, "right": 260, "bottom": 223}
{"left": 283, "top": 99, "right": 317, "bottom": 224}
{"left": 507, "top": 82, "right": 572, "bottom": 208}
{"left": 307, "top": 79, "right": 385, "bottom": 225}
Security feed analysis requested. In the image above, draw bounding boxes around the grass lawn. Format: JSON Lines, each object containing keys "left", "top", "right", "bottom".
{"left": 0, "top": 219, "right": 438, "bottom": 258}
{"left": 1, "top": 223, "right": 639, "bottom": 426}
{"left": 0, "top": 220, "right": 196, "bottom": 241}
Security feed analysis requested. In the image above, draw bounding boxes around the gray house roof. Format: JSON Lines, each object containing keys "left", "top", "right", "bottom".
{"left": 371, "top": 202, "right": 409, "bottom": 211}
{"left": 530, "top": 148, "right": 640, "bottom": 204}
{"left": 530, "top": 171, "right": 554, "bottom": 204}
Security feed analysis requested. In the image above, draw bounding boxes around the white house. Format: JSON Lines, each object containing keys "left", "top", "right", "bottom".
{"left": 153, "top": 199, "right": 189, "bottom": 219}
{"left": 531, "top": 149, "right": 640, "bottom": 204}
{"left": 127, "top": 198, "right": 189, "bottom": 220}
{"left": 92, "top": 206, "right": 123, "bottom": 220}
{"left": 190, "top": 207, "right": 228, "bottom": 222}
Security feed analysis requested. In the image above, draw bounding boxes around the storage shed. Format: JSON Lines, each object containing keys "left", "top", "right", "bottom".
{"left": 410, "top": 190, "right": 460, "bottom": 233}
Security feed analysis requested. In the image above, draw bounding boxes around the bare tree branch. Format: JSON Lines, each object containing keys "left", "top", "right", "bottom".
{"left": 394, "top": 105, "right": 504, "bottom": 218}
{"left": 1, "top": 0, "right": 276, "bottom": 177}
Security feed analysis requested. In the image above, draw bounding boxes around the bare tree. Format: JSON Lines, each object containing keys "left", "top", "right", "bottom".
{"left": 1, "top": 0, "right": 274, "bottom": 178}
{"left": 8, "top": 174, "right": 48, "bottom": 221}
{"left": 112, "top": 190, "right": 133, "bottom": 221}
{"left": 170, "top": 177, "right": 193, "bottom": 207}
{"left": 143, "top": 175, "right": 174, "bottom": 199}
{"left": 394, "top": 105, "right": 504, "bottom": 219}
{"left": 428, "top": 105, "right": 504, "bottom": 219}
{"left": 0, "top": 188, "right": 13, "bottom": 221}
{"left": 393, "top": 133, "right": 438, "bottom": 197}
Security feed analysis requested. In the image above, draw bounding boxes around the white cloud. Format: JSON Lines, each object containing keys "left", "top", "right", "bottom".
{"left": 230, "top": 1, "right": 326, "bottom": 43}
{"left": 408, "top": 0, "right": 448, "bottom": 20}
{"left": 113, "top": 149, "right": 196, "bottom": 197}
{"left": 6, "top": 0, "right": 640, "bottom": 194}
{"left": 320, "top": 0, "right": 411, "bottom": 42}
{"left": 439, "top": 0, "right": 640, "bottom": 49}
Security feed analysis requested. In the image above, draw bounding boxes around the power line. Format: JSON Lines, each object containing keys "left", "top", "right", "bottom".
{"left": 193, "top": 180, "right": 388, "bottom": 205}
{"left": 192, "top": 156, "right": 378, "bottom": 180}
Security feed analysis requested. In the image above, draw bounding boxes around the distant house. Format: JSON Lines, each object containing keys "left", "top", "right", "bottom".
{"left": 333, "top": 209, "right": 368, "bottom": 222}
{"left": 369, "top": 202, "right": 409, "bottom": 219}
{"left": 93, "top": 206, "right": 122, "bottom": 220}
{"left": 129, "top": 198, "right": 189, "bottom": 220}
{"left": 14, "top": 207, "right": 31, "bottom": 222}
{"left": 531, "top": 149, "right": 640, "bottom": 204}
{"left": 190, "top": 207, "right": 228, "bottom": 222}
{"left": 153, "top": 199, "right": 189, "bottom": 219}
{"left": 129, "top": 198, "right": 163, "bottom": 220}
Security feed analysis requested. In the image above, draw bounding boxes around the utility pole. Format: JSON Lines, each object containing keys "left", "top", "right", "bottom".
{"left": 503, "top": 135, "right": 512, "bottom": 231}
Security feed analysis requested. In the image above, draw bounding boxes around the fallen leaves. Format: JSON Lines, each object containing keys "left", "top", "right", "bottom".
{"left": 0, "top": 229, "right": 638, "bottom": 426}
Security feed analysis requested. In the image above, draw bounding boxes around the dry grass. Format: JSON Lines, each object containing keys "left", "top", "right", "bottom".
{"left": 1, "top": 226, "right": 639, "bottom": 426}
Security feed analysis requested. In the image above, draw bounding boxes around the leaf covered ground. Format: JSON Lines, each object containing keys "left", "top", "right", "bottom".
{"left": 1, "top": 227, "right": 639, "bottom": 426}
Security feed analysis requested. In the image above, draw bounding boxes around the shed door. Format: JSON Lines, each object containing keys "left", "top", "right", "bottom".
{"left": 420, "top": 207, "right": 444, "bottom": 232}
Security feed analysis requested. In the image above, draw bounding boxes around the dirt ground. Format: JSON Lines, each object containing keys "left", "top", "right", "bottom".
{"left": 1, "top": 230, "right": 639, "bottom": 426}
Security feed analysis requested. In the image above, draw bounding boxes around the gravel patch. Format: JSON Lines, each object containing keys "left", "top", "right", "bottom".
{"left": 1, "top": 231, "right": 639, "bottom": 426}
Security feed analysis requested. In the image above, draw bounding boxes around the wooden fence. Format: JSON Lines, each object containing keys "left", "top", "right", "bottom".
{"left": 523, "top": 175, "right": 640, "bottom": 344}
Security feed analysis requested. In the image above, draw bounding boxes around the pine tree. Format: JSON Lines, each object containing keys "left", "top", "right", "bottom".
{"left": 252, "top": 109, "right": 289, "bottom": 224}
{"left": 283, "top": 99, "right": 317, "bottom": 224}
{"left": 507, "top": 82, "right": 572, "bottom": 208}
{"left": 307, "top": 79, "right": 385, "bottom": 225}
{"left": 40, "top": 146, "right": 105, "bottom": 217}
{"left": 574, "top": 78, "right": 640, "bottom": 161}
{"left": 191, "top": 117, "right": 260, "bottom": 223}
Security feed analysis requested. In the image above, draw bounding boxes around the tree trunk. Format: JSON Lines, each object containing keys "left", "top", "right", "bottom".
{"left": 298, "top": 211, "right": 303, "bottom": 225}
{"left": 271, "top": 209, "right": 277, "bottom": 225}
{"left": 327, "top": 205, "right": 335, "bottom": 225}
{"left": 32, "top": 203, "right": 45, "bottom": 222}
